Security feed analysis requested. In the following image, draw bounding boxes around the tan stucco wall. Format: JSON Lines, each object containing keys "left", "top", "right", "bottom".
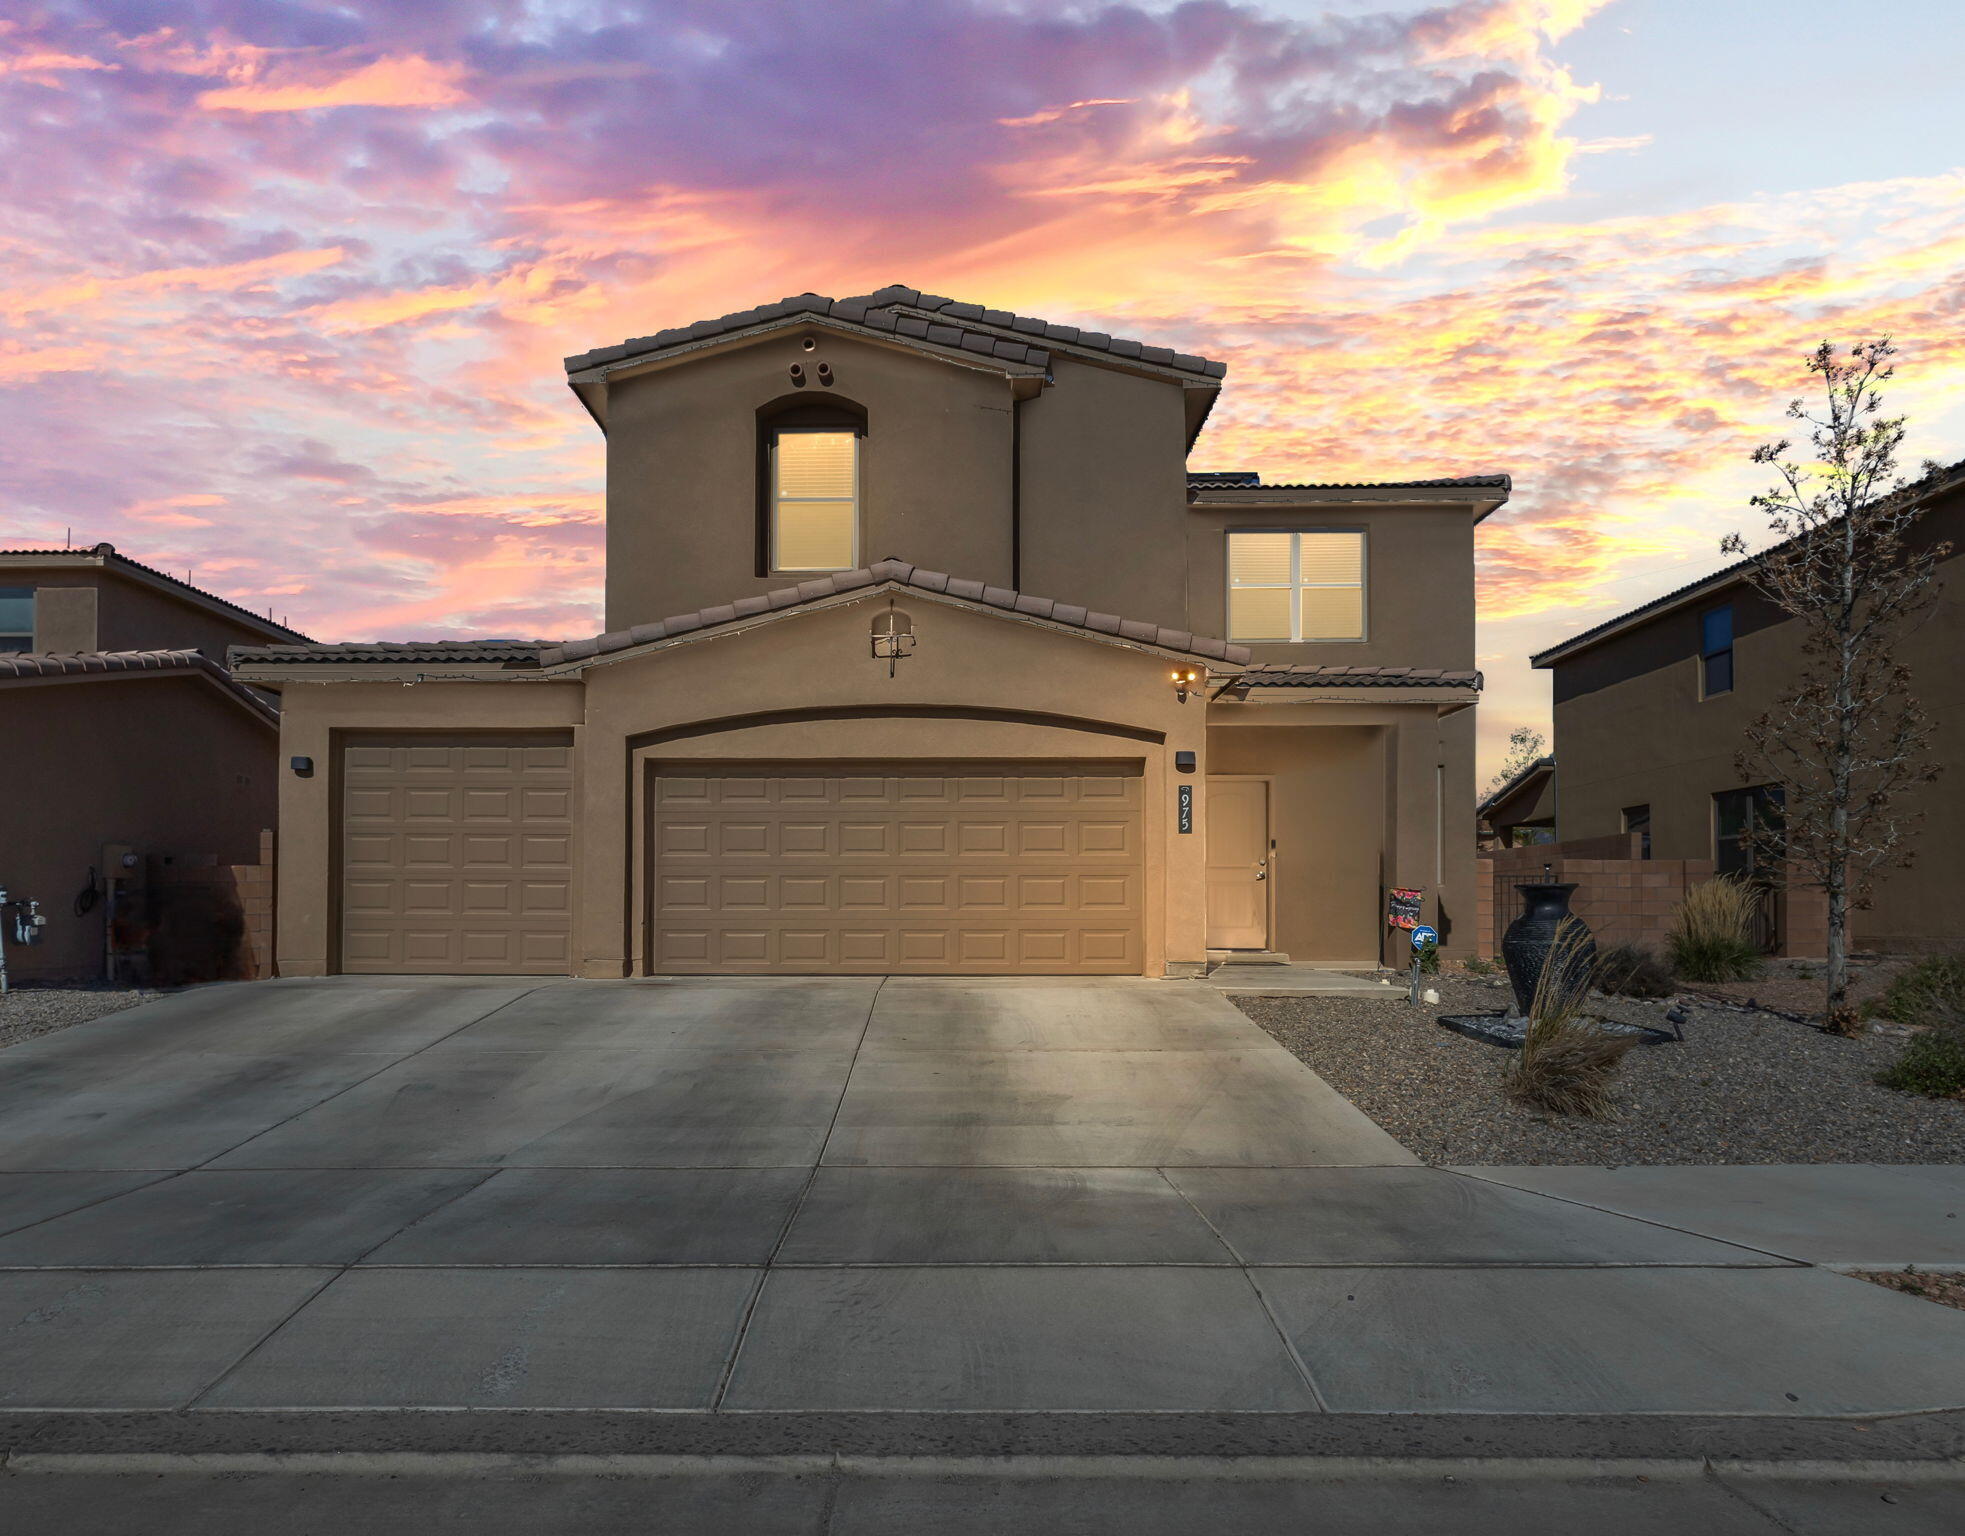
{"left": 271, "top": 596, "right": 1212, "bottom": 978}
{"left": 1017, "top": 359, "right": 1191, "bottom": 627}
{"left": 0, "top": 676, "right": 276, "bottom": 981}
{"left": 1184, "top": 503, "right": 1478, "bottom": 670}
{"left": 1551, "top": 527, "right": 1963, "bottom": 952}
{"left": 602, "top": 331, "right": 1021, "bottom": 629}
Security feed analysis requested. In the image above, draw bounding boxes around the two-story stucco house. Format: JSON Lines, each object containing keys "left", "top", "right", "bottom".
{"left": 0, "top": 544, "right": 304, "bottom": 982}
{"left": 234, "top": 287, "right": 1506, "bottom": 979}
{"left": 1531, "top": 458, "right": 1963, "bottom": 955}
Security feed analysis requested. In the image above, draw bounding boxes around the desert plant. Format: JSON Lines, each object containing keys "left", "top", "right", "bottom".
{"left": 1415, "top": 937, "right": 1440, "bottom": 974}
{"left": 1666, "top": 877, "right": 1765, "bottom": 983}
{"left": 1874, "top": 955, "right": 1965, "bottom": 1027}
{"left": 1461, "top": 955, "right": 1500, "bottom": 977}
{"left": 1876, "top": 1031, "right": 1965, "bottom": 1099}
{"left": 1594, "top": 944, "right": 1675, "bottom": 999}
{"left": 1505, "top": 917, "right": 1638, "bottom": 1117}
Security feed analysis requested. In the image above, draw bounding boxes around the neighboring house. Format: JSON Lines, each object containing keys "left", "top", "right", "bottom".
{"left": 233, "top": 285, "right": 1506, "bottom": 979}
{"left": 0, "top": 545, "right": 305, "bottom": 982}
{"left": 1477, "top": 754, "right": 1556, "bottom": 849}
{"left": 1530, "top": 460, "right": 1964, "bottom": 954}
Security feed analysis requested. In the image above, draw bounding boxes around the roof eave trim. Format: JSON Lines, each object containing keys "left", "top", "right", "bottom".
{"left": 566, "top": 311, "right": 1049, "bottom": 388}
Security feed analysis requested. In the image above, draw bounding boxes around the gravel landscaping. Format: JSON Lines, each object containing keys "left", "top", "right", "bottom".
{"left": 1235, "top": 973, "right": 1965, "bottom": 1165}
{"left": 0, "top": 986, "right": 164, "bottom": 1051}
{"left": 1850, "top": 1269, "right": 1965, "bottom": 1313}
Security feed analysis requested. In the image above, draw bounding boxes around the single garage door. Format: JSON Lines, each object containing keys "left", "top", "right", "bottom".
{"left": 652, "top": 765, "right": 1144, "bottom": 974}
{"left": 340, "top": 736, "right": 575, "bottom": 974}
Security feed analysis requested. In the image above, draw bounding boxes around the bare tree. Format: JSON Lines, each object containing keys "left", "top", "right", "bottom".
{"left": 1484, "top": 724, "right": 1548, "bottom": 798}
{"left": 1725, "top": 338, "right": 1950, "bottom": 1029}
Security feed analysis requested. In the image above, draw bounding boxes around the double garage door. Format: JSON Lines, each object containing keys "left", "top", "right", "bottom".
{"left": 652, "top": 765, "right": 1145, "bottom": 975}
{"left": 338, "top": 745, "right": 1144, "bottom": 976}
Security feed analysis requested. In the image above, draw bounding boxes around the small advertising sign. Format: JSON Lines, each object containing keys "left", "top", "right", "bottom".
{"left": 1387, "top": 887, "right": 1424, "bottom": 930}
{"left": 1410, "top": 924, "right": 1438, "bottom": 950}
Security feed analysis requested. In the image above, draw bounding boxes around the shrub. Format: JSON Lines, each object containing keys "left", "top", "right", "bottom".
{"left": 1876, "top": 1031, "right": 1965, "bottom": 1099}
{"left": 1875, "top": 955, "right": 1965, "bottom": 1028}
{"left": 1506, "top": 917, "right": 1638, "bottom": 1117}
{"left": 1416, "top": 938, "right": 1440, "bottom": 974}
{"left": 1666, "top": 877, "right": 1765, "bottom": 983}
{"left": 1461, "top": 955, "right": 1500, "bottom": 977}
{"left": 1594, "top": 944, "right": 1675, "bottom": 999}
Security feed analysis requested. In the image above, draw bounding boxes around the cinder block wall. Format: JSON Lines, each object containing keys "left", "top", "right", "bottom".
{"left": 1475, "top": 837, "right": 1828, "bottom": 960}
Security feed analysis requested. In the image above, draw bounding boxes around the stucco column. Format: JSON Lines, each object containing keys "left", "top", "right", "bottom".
{"left": 1162, "top": 696, "right": 1210, "bottom": 976}
{"left": 1383, "top": 710, "right": 1443, "bottom": 967}
{"left": 272, "top": 686, "right": 334, "bottom": 978}
{"left": 573, "top": 720, "right": 630, "bottom": 978}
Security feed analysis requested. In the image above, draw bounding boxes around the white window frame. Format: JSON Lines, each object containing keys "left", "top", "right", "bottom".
{"left": 768, "top": 426, "right": 860, "bottom": 575}
{"left": 1225, "top": 528, "right": 1367, "bottom": 643}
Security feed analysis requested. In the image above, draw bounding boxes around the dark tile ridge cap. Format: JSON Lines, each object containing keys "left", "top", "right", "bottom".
{"left": 537, "top": 560, "right": 1250, "bottom": 668}
{"left": 1192, "top": 474, "right": 1510, "bottom": 494}
{"left": 1235, "top": 664, "right": 1484, "bottom": 689}
{"left": 562, "top": 292, "right": 1052, "bottom": 375}
{"left": 1477, "top": 753, "right": 1556, "bottom": 818}
{"left": 0, "top": 648, "right": 277, "bottom": 721}
{"left": 856, "top": 285, "right": 1225, "bottom": 380}
{"left": 230, "top": 639, "right": 548, "bottom": 666}
{"left": 0, "top": 544, "right": 311, "bottom": 642}
{"left": 1531, "top": 453, "right": 1965, "bottom": 667}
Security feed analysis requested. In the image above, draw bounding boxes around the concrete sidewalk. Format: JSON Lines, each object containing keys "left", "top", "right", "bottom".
{"left": 1, "top": 976, "right": 1964, "bottom": 1427}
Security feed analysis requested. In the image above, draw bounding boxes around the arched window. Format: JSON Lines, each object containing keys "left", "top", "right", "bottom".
{"left": 758, "top": 398, "right": 866, "bottom": 575}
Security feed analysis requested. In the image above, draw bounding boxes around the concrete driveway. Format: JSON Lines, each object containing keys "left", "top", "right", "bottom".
{"left": 3, "top": 975, "right": 1965, "bottom": 1421}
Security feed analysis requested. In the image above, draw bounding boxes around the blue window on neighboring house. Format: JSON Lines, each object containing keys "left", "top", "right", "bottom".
{"left": 0, "top": 588, "right": 33, "bottom": 653}
{"left": 1700, "top": 603, "right": 1734, "bottom": 697}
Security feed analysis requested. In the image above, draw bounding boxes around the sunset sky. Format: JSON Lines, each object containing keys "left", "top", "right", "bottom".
{"left": 4, "top": 0, "right": 1962, "bottom": 777}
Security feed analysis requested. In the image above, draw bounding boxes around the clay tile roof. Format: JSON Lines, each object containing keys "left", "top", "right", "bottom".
{"left": 1186, "top": 471, "right": 1261, "bottom": 488}
{"left": 227, "top": 640, "right": 550, "bottom": 667}
{"left": 564, "top": 284, "right": 1226, "bottom": 381}
{"left": 1234, "top": 664, "right": 1484, "bottom": 690}
{"left": 534, "top": 560, "right": 1250, "bottom": 668}
{"left": 0, "top": 648, "right": 278, "bottom": 721}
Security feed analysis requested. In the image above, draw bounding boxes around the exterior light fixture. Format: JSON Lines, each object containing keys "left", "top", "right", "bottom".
{"left": 1170, "top": 667, "right": 1199, "bottom": 702}
{"left": 871, "top": 605, "right": 916, "bottom": 677}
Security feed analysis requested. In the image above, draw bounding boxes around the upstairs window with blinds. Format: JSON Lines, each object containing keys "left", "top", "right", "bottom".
{"left": 1226, "top": 531, "right": 1366, "bottom": 642}
{"left": 770, "top": 428, "right": 859, "bottom": 573}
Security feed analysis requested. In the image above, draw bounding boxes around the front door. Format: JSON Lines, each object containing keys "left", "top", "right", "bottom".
{"left": 1206, "top": 778, "right": 1269, "bottom": 950}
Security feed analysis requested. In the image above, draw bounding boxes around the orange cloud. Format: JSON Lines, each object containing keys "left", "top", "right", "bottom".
{"left": 197, "top": 54, "right": 466, "bottom": 113}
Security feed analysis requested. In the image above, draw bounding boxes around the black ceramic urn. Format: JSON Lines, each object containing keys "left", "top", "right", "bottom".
{"left": 1502, "top": 883, "right": 1595, "bottom": 1017}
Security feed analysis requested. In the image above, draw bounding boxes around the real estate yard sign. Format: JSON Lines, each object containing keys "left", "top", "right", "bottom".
{"left": 1387, "top": 887, "right": 1424, "bottom": 930}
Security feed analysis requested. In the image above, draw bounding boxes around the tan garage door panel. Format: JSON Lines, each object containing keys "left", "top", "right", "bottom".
{"left": 340, "top": 737, "right": 574, "bottom": 975}
{"left": 653, "top": 767, "right": 1143, "bottom": 975}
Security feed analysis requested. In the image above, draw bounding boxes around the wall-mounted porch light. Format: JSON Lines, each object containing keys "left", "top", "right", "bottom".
{"left": 1170, "top": 666, "right": 1199, "bottom": 702}
{"left": 871, "top": 604, "right": 916, "bottom": 678}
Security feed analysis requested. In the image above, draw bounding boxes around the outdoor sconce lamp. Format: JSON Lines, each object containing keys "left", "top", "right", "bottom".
{"left": 1170, "top": 667, "right": 1199, "bottom": 702}
{"left": 870, "top": 606, "right": 916, "bottom": 677}
{"left": 1175, "top": 750, "right": 1197, "bottom": 773}
{"left": 290, "top": 756, "right": 314, "bottom": 777}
